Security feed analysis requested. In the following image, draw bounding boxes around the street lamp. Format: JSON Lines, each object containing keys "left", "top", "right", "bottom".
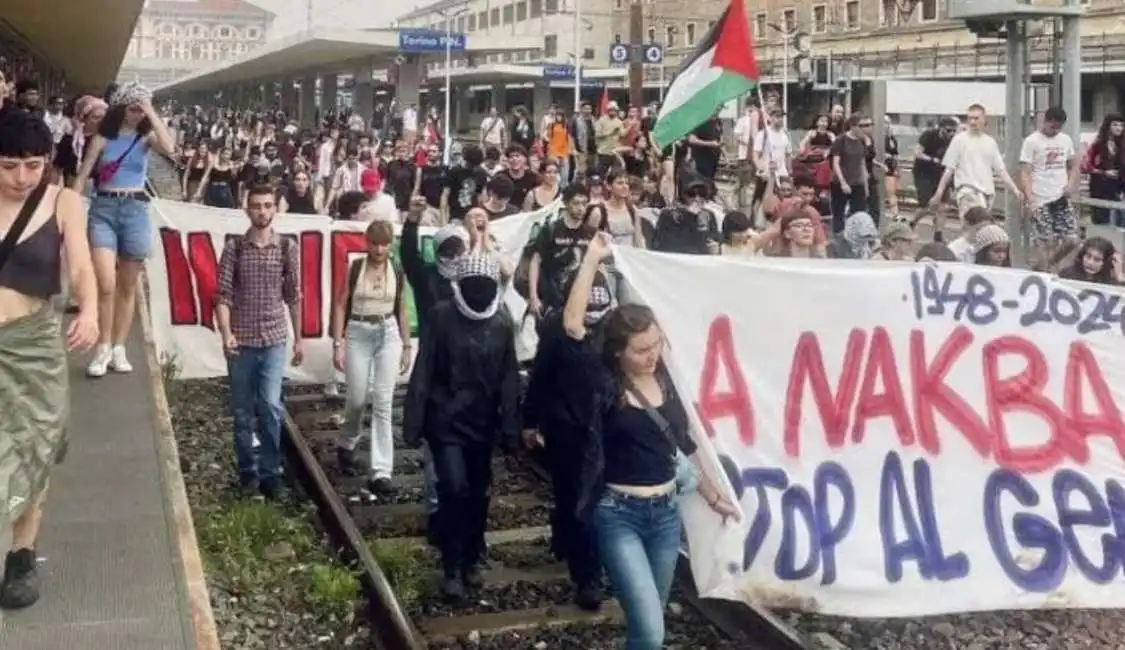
{"left": 440, "top": 4, "right": 471, "bottom": 164}
{"left": 767, "top": 22, "right": 808, "bottom": 131}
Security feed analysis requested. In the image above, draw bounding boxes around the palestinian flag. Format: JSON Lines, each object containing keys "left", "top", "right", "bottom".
{"left": 651, "top": 0, "right": 759, "bottom": 150}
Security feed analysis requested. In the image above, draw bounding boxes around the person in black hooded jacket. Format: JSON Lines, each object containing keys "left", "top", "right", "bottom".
{"left": 400, "top": 214, "right": 467, "bottom": 332}
{"left": 522, "top": 263, "right": 615, "bottom": 611}
{"left": 403, "top": 253, "right": 521, "bottom": 599}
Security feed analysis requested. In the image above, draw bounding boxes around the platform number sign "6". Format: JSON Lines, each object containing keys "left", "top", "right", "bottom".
{"left": 609, "top": 44, "right": 630, "bottom": 64}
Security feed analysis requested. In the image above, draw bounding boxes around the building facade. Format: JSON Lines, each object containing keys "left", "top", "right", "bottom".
{"left": 119, "top": 0, "right": 273, "bottom": 88}
{"left": 396, "top": 0, "right": 617, "bottom": 73}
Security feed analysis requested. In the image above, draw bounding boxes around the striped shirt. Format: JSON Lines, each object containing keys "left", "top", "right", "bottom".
{"left": 216, "top": 231, "right": 301, "bottom": 348}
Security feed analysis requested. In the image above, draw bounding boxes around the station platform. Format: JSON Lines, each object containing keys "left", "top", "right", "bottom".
{"left": 0, "top": 325, "right": 197, "bottom": 650}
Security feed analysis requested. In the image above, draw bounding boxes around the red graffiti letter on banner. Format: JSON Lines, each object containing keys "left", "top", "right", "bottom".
{"left": 697, "top": 315, "right": 755, "bottom": 446}
{"left": 160, "top": 228, "right": 219, "bottom": 330}
{"left": 783, "top": 329, "right": 866, "bottom": 457}
{"left": 1063, "top": 340, "right": 1125, "bottom": 464}
{"left": 851, "top": 326, "right": 915, "bottom": 448}
{"left": 909, "top": 326, "right": 990, "bottom": 458}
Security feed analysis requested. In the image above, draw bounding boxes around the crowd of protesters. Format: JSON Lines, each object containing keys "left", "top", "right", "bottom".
{"left": 1, "top": 69, "right": 1123, "bottom": 650}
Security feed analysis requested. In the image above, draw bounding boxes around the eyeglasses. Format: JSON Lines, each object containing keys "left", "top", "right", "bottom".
{"left": 858, "top": 122, "right": 873, "bottom": 127}
{"left": 787, "top": 221, "right": 815, "bottom": 231}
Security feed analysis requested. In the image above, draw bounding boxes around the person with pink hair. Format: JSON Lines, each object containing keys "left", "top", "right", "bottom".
{"left": 55, "top": 95, "right": 107, "bottom": 188}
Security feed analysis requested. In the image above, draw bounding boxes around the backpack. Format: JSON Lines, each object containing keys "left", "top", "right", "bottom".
{"left": 342, "top": 257, "right": 405, "bottom": 334}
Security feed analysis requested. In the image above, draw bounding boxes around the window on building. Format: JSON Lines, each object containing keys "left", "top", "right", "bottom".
{"left": 686, "top": 23, "right": 696, "bottom": 45}
{"left": 845, "top": 0, "right": 860, "bottom": 29}
{"left": 477, "top": 11, "right": 487, "bottom": 28}
{"left": 783, "top": 9, "right": 797, "bottom": 31}
{"left": 880, "top": 0, "right": 896, "bottom": 25}
{"left": 545, "top": 0, "right": 559, "bottom": 14}
{"left": 503, "top": 4, "right": 514, "bottom": 23}
{"left": 469, "top": 14, "right": 477, "bottom": 30}
{"left": 647, "top": 26, "right": 655, "bottom": 42}
{"left": 754, "top": 13, "right": 767, "bottom": 39}
{"left": 544, "top": 34, "right": 558, "bottom": 57}
{"left": 246, "top": 27, "right": 260, "bottom": 39}
{"left": 218, "top": 26, "right": 232, "bottom": 38}
{"left": 490, "top": 8, "right": 500, "bottom": 25}
{"left": 920, "top": 0, "right": 938, "bottom": 21}
{"left": 614, "top": 33, "right": 623, "bottom": 44}
{"left": 457, "top": 16, "right": 467, "bottom": 31}
{"left": 665, "top": 25, "right": 676, "bottom": 47}
{"left": 517, "top": 1, "right": 528, "bottom": 21}
{"left": 583, "top": 47, "right": 595, "bottom": 59}
{"left": 811, "top": 5, "right": 827, "bottom": 32}
{"left": 615, "top": 0, "right": 624, "bottom": 8}
{"left": 530, "top": 0, "right": 542, "bottom": 17}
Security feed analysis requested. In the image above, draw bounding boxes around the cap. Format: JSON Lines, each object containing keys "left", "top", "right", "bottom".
{"left": 360, "top": 167, "right": 382, "bottom": 193}
{"left": 974, "top": 224, "right": 1010, "bottom": 251}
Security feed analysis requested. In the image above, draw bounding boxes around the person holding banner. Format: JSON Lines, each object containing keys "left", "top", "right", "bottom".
{"left": 564, "top": 235, "right": 738, "bottom": 650}
{"left": 0, "top": 109, "right": 98, "bottom": 610}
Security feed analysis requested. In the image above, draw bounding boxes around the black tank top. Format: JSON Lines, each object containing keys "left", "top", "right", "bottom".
{"left": 286, "top": 189, "right": 317, "bottom": 214}
{"left": 208, "top": 167, "right": 234, "bottom": 185}
{"left": 0, "top": 187, "right": 62, "bottom": 300}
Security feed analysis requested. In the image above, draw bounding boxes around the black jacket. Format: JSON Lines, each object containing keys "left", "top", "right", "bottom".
{"left": 403, "top": 301, "right": 521, "bottom": 448}
{"left": 400, "top": 219, "right": 454, "bottom": 333}
{"left": 522, "top": 314, "right": 603, "bottom": 440}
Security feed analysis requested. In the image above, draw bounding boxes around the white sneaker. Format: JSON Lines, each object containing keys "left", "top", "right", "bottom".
{"left": 109, "top": 345, "right": 133, "bottom": 373}
{"left": 86, "top": 345, "right": 112, "bottom": 378}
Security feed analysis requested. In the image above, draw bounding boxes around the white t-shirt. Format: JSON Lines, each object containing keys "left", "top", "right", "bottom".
{"left": 317, "top": 141, "right": 335, "bottom": 181}
{"left": 941, "top": 131, "right": 1005, "bottom": 196}
{"left": 733, "top": 112, "right": 757, "bottom": 161}
{"left": 480, "top": 116, "right": 506, "bottom": 147}
{"left": 402, "top": 107, "right": 418, "bottom": 132}
{"left": 1019, "top": 131, "right": 1074, "bottom": 207}
{"left": 946, "top": 235, "right": 974, "bottom": 263}
{"left": 753, "top": 128, "right": 791, "bottom": 177}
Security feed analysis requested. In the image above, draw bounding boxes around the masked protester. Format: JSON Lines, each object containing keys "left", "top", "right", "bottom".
{"left": 521, "top": 265, "right": 615, "bottom": 611}
{"left": 403, "top": 254, "right": 521, "bottom": 599}
{"left": 650, "top": 176, "right": 720, "bottom": 255}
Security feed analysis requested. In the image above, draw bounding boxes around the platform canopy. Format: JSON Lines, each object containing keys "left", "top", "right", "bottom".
{"left": 435, "top": 63, "right": 627, "bottom": 85}
{"left": 1, "top": 0, "right": 145, "bottom": 90}
{"left": 155, "top": 27, "right": 542, "bottom": 94}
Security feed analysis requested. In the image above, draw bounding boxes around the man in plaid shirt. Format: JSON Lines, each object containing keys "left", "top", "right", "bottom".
{"left": 215, "top": 184, "right": 304, "bottom": 500}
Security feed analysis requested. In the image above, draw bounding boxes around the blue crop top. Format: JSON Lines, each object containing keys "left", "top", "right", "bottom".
{"left": 97, "top": 133, "right": 150, "bottom": 190}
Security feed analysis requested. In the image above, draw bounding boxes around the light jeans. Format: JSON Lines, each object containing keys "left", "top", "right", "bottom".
{"left": 337, "top": 318, "right": 402, "bottom": 479}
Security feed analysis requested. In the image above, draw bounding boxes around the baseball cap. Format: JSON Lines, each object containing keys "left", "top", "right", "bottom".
{"left": 360, "top": 167, "right": 382, "bottom": 193}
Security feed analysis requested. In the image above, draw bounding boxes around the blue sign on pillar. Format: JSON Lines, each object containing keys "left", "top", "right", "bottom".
{"left": 398, "top": 29, "right": 467, "bottom": 53}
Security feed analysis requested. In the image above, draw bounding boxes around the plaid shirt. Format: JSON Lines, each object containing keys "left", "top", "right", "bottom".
{"left": 216, "top": 231, "right": 301, "bottom": 348}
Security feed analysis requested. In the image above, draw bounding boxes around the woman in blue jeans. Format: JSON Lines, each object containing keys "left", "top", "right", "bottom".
{"left": 71, "top": 83, "right": 175, "bottom": 377}
{"left": 563, "top": 234, "right": 740, "bottom": 650}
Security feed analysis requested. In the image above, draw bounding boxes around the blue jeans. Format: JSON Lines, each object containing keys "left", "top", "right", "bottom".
{"left": 87, "top": 195, "right": 152, "bottom": 260}
{"left": 227, "top": 343, "right": 287, "bottom": 486}
{"left": 594, "top": 490, "right": 682, "bottom": 650}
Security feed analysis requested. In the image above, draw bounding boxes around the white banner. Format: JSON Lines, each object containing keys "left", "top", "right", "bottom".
{"left": 613, "top": 247, "right": 1125, "bottom": 617}
{"left": 145, "top": 199, "right": 557, "bottom": 381}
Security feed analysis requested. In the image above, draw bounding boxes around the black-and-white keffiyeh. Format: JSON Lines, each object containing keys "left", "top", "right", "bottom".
{"left": 111, "top": 82, "right": 152, "bottom": 107}
{"left": 451, "top": 254, "right": 502, "bottom": 320}
{"left": 585, "top": 284, "right": 613, "bottom": 325}
{"left": 433, "top": 223, "right": 469, "bottom": 280}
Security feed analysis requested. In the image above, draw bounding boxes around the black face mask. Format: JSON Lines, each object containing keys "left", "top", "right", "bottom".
{"left": 457, "top": 276, "right": 499, "bottom": 313}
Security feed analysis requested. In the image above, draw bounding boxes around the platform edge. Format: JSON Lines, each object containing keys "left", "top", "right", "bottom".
{"left": 138, "top": 274, "right": 222, "bottom": 650}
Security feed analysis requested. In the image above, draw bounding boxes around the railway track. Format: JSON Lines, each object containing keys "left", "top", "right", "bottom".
{"left": 281, "top": 383, "right": 809, "bottom": 650}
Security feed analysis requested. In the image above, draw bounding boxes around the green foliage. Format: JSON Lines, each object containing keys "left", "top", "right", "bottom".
{"left": 369, "top": 539, "right": 430, "bottom": 609}
{"left": 196, "top": 501, "right": 315, "bottom": 592}
{"left": 307, "top": 563, "right": 361, "bottom": 621}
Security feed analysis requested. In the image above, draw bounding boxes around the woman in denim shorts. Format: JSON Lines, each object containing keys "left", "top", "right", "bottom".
{"left": 71, "top": 83, "right": 175, "bottom": 377}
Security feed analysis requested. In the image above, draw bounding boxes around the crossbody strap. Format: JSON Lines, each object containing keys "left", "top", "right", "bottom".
{"left": 620, "top": 375, "right": 677, "bottom": 449}
{"left": 0, "top": 182, "right": 50, "bottom": 274}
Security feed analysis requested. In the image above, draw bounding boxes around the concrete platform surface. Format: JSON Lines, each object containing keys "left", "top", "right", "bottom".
{"left": 0, "top": 326, "right": 195, "bottom": 650}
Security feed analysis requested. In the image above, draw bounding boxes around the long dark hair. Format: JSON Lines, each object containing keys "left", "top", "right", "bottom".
{"left": 1092, "top": 113, "right": 1125, "bottom": 168}
{"left": 1063, "top": 236, "right": 1117, "bottom": 284}
{"left": 601, "top": 303, "right": 659, "bottom": 403}
{"left": 98, "top": 104, "right": 152, "bottom": 139}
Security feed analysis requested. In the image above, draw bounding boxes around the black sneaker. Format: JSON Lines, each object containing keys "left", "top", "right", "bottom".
{"left": 440, "top": 575, "right": 465, "bottom": 600}
{"left": 462, "top": 564, "right": 483, "bottom": 590}
{"left": 425, "top": 513, "right": 440, "bottom": 548}
{"left": 336, "top": 446, "right": 362, "bottom": 476}
{"left": 574, "top": 582, "right": 604, "bottom": 612}
{"left": 367, "top": 477, "right": 394, "bottom": 496}
{"left": 236, "top": 478, "right": 261, "bottom": 500}
{"left": 259, "top": 479, "right": 284, "bottom": 502}
{"left": 0, "top": 548, "right": 40, "bottom": 610}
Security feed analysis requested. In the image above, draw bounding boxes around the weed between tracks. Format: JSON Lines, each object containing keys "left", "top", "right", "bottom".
{"left": 164, "top": 370, "right": 371, "bottom": 649}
